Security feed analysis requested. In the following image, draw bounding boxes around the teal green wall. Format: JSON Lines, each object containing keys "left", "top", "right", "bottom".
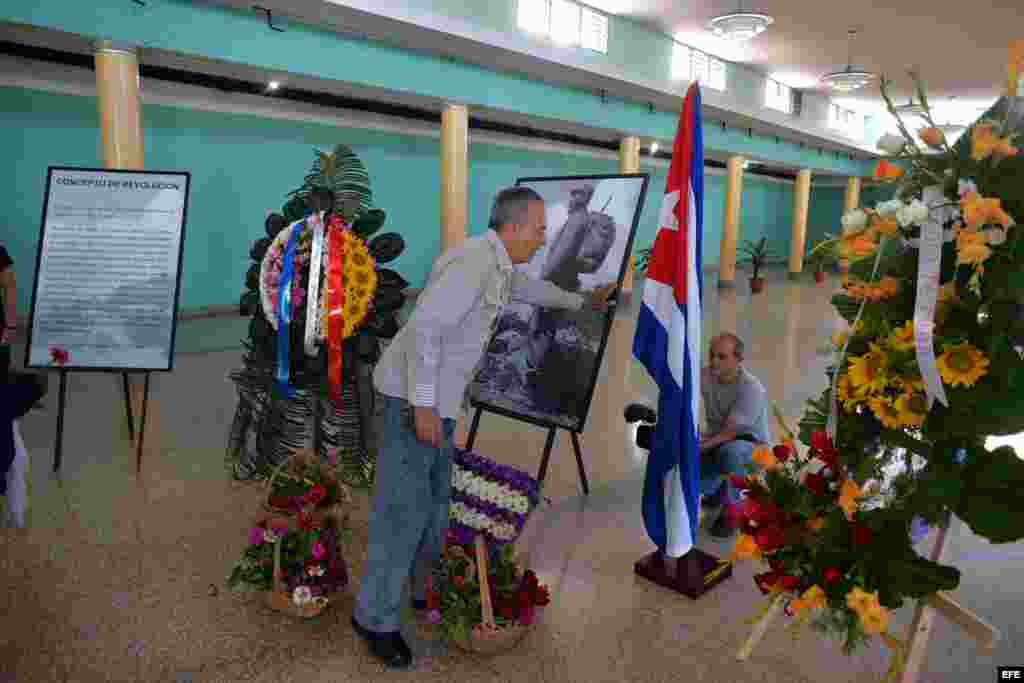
{"left": 1, "top": 85, "right": 836, "bottom": 314}
{"left": 806, "top": 186, "right": 846, "bottom": 250}
{"left": 1, "top": 0, "right": 873, "bottom": 177}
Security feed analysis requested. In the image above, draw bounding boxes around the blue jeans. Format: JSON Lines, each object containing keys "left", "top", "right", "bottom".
{"left": 353, "top": 394, "right": 455, "bottom": 632}
{"left": 700, "top": 440, "right": 755, "bottom": 505}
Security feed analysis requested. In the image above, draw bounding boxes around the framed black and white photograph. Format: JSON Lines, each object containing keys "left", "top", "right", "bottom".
{"left": 467, "top": 173, "right": 649, "bottom": 432}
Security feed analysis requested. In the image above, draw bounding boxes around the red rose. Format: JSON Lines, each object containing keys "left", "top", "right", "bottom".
{"left": 519, "top": 606, "right": 536, "bottom": 626}
{"left": 805, "top": 472, "right": 828, "bottom": 496}
{"left": 533, "top": 585, "right": 550, "bottom": 606}
{"left": 267, "top": 495, "right": 292, "bottom": 509}
{"left": 500, "top": 605, "right": 517, "bottom": 620}
{"left": 755, "top": 525, "right": 786, "bottom": 552}
{"left": 810, "top": 431, "right": 832, "bottom": 452}
{"left": 426, "top": 591, "right": 440, "bottom": 610}
{"left": 49, "top": 346, "right": 70, "bottom": 365}
{"left": 754, "top": 571, "right": 782, "bottom": 594}
{"left": 852, "top": 524, "right": 873, "bottom": 546}
{"left": 518, "top": 590, "right": 533, "bottom": 608}
{"left": 768, "top": 558, "right": 784, "bottom": 572}
{"left": 742, "top": 497, "right": 783, "bottom": 526}
{"left": 453, "top": 575, "right": 465, "bottom": 588}
{"left": 773, "top": 444, "right": 793, "bottom": 462}
{"left": 823, "top": 568, "right": 842, "bottom": 583}
{"left": 730, "top": 474, "right": 753, "bottom": 491}
{"left": 779, "top": 574, "right": 801, "bottom": 591}
{"left": 304, "top": 485, "right": 327, "bottom": 506}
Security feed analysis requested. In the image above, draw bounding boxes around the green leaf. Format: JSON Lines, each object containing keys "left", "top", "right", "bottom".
{"left": 352, "top": 208, "right": 386, "bottom": 238}
{"left": 956, "top": 445, "right": 1024, "bottom": 543}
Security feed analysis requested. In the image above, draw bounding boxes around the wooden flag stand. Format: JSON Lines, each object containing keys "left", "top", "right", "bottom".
{"left": 634, "top": 548, "right": 733, "bottom": 599}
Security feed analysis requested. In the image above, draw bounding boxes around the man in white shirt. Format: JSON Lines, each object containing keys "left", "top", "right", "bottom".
{"left": 352, "top": 187, "right": 613, "bottom": 668}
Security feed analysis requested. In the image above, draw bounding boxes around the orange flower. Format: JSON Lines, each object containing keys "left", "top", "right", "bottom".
{"left": 872, "top": 159, "right": 905, "bottom": 180}
{"left": 752, "top": 445, "right": 782, "bottom": 470}
{"left": 918, "top": 126, "right": 946, "bottom": 149}
{"left": 838, "top": 231, "right": 878, "bottom": 259}
{"left": 960, "top": 192, "right": 1012, "bottom": 230}
{"left": 871, "top": 214, "right": 899, "bottom": 236}
{"left": 971, "top": 122, "right": 1018, "bottom": 161}
{"left": 837, "top": 479, "right": 864, "bottom": 520}
{"left": 876, "top": 277, "right": 900, "bottom": 297}
{"left": 729, "top": 534, "right": 761, "bottom": 561}
{"left": 790, "top": 585, "right": 828, "bottom": 613}
{"left": 956, "top": 228, "right": 992, "bottom": 265}
{"left": 806, "top": 516, "right": 826, "bottom": 532}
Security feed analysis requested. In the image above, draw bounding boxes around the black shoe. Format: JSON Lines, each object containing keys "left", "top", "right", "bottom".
{"left": 351, "top": 617, "right": 413, "bottom": 669}
{"left": 709, "top": 512, "right": 736, "bottom": 539}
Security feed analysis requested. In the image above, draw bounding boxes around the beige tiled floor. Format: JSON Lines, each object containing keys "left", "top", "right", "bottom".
{"left": 2, "top": 267, "right": 1020, "bottom": 682}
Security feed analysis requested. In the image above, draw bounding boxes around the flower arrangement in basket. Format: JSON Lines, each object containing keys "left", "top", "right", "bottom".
{"left": 433, "top": 448, "right": 546, "bottom": 653}
{"left": 227, "top": 448, "right": 352, "bottom": 618}
{"left": 427, "top": 532, "right": 551, "bottom": 655}
{"left": 726, "top": 60, "right": 1024, "bottom": 680}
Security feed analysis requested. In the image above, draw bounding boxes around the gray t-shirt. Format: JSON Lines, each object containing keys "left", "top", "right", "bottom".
{"left": 701, "top": 366, "right": 771, "bottom": 443}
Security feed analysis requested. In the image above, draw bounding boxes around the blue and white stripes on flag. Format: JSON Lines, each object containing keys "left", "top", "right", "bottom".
{"left": 632, "top": 83, "right": 704, "bottom": 558}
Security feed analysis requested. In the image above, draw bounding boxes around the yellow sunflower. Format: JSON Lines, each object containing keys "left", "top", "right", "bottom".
{"left": 838, "top": 479, "right": 864, "bottom": 520}
{"left": 846, "top": 587, "right": 878, "bottom": 614}
{"left": 847, "top": 343, "right": 891, "bottom": 394}
{"left": 894, "top": 392, "right": 928, "bottom": 427}
{"left": 790, "top": 585, "right": 828, "bottom": 612}
{"left": 859, "top": 604, "right": 891, "bottom": 635}
{"left": 868, "top": 396, "right": 903, "bottom": 429}
{"left": 888, "top": 320, "right": 916, "bottom": 352}
{"left": 936, "top": 342, "right": 989, "bottom": 387}
{"left": 835, "top": 373, "right": 864, "bottom": 412}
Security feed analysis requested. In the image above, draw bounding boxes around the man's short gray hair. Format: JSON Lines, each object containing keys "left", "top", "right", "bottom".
{"left": 715, "top": 332, "right": 745, "bottom": 360}
{"left": 488, "top": 186, "right": 543, "bottom": 231}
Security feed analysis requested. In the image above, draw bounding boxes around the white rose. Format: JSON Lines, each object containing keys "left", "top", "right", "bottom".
{"left": 841, "top": 209, "right": 868, "bottom": 232}
{"left": 877, "top": 133, "right": 907, "bottom": 155}
{"left": 958, "top": 178, "right": 978, "bottom": 197}
{"left": 897, "top": 199, "right": 929, "bottom": 227}
{"left": 293, "top": 586, "right": 313, "bottom": 606}
{"left": 986, "top": 228, "right": 1008, "bottom": 246}
{"left": 877, "top": 199, "right": 903, "bottom": 217}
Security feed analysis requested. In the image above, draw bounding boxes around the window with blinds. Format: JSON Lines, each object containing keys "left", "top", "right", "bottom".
{"left": 765, "top": 79, "right": 792, "bottom": 114}
{"left": 829, "top": 103, "right": 863, "bottom": 139}
{"left": 516, "top": 0, "right": 609, "bottom": 54}
{"left": 671, "top": 41, "right": 726, "bottom": 91}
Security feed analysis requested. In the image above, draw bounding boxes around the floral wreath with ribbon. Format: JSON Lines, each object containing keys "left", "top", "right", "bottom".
{"left": 725, "top": 66, "right": 1024, "bottom": 676}
{"left": 259, "top": 211, "right": 378, "bottom": 402}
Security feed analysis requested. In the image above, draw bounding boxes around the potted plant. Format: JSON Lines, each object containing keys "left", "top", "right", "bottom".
{"left": 807, "top": 238, "right": 835, "bottom": 286}
{"left": 738, "top": 237, "right": 773, "bottom": 294}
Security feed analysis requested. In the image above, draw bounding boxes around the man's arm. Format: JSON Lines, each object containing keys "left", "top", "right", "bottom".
{"left": 510, "top": 271, "right": 584, "bottom": 310}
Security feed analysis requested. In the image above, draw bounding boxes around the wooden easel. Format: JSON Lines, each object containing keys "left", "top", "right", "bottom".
{"left": 736, "top": 518, "right": 1000, "bottom": 681}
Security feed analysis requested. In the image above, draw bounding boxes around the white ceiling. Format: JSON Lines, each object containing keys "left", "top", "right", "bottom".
{"left": 585, "top": 0, "right": 1016, "bottom": 124}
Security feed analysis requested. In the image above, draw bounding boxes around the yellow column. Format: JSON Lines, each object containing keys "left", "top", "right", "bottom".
{"left": 837, "top": 176, "right": 861, "bottom": 274}
{"left": 440, "top": 104, "right": 469, "bottom": 251}
{"left": 94, "top": 41, "right": 154, "bottom": 465}
{"left": 94, "top": 41, "right": 144, "bottom": 169}
{"left": 718, "top": 156, "right": 745, "bottom": 288}
{"left": 788, "top": 169, "right": 812, "bottom": 278}
{"left": 844, "top": 176, "right": 861, "bottom": 213}
{"left": 618, "top": 136, "right": 641, "bottom": 296}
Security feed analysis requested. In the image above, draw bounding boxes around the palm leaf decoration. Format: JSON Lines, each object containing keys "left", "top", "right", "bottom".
{"left": 290, "top": 144, "right": 373, "bottom": 219}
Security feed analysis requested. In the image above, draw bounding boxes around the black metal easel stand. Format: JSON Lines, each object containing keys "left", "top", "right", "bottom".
{"left": 464, "top": 404, "right": 590, "bottom": 495}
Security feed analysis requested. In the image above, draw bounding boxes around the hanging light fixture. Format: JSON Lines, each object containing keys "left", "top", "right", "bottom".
{"left": 821, "top": 29, "right": 876, "bottom": 92}
{"left": 707, "top": 2, "right": 773, "bottom": 42}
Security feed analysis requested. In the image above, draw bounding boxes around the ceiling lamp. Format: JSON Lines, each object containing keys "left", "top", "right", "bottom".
{"left": 821, "top": 29, "right": 876, "bottom": 92}
{"left": 707, "top": 4, "right": 773, "bottom": 42}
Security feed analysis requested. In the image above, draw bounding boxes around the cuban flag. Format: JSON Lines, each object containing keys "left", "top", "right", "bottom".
{"left": 632, "top": 83, "right": 704, "bottom": 558}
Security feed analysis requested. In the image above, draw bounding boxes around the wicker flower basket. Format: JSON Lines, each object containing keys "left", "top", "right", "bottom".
{"left": 260, "top": 449, "right": 350, "bottom": 619}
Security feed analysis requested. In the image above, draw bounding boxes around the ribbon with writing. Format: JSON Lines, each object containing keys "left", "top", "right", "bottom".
{"left": 304, "top": 211, "right": 325, "bottom": 357}
{"left": 274, "top": 218, "right": 304, "bottom": 398}
{"left": 913, "top": 185, "right": 950, "bottom": 409}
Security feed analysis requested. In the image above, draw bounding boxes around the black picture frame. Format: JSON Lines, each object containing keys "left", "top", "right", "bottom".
{"left": 24, "top": 166, "right": 191, "bottom": 373}
{"left": 467, "top": 172, "right": 650, "bottom": 433}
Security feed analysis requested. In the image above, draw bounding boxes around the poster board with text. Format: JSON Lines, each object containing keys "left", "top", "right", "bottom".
{"left": 25, "top": 167, "right": 190, "bottom": 372}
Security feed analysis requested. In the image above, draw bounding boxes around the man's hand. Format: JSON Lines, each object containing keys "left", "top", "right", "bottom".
{"left": 414, "top": 406, "right": 443, "bottom": 447}
{"left": 586, "top": 283, "right": 616, "bottom": 311}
